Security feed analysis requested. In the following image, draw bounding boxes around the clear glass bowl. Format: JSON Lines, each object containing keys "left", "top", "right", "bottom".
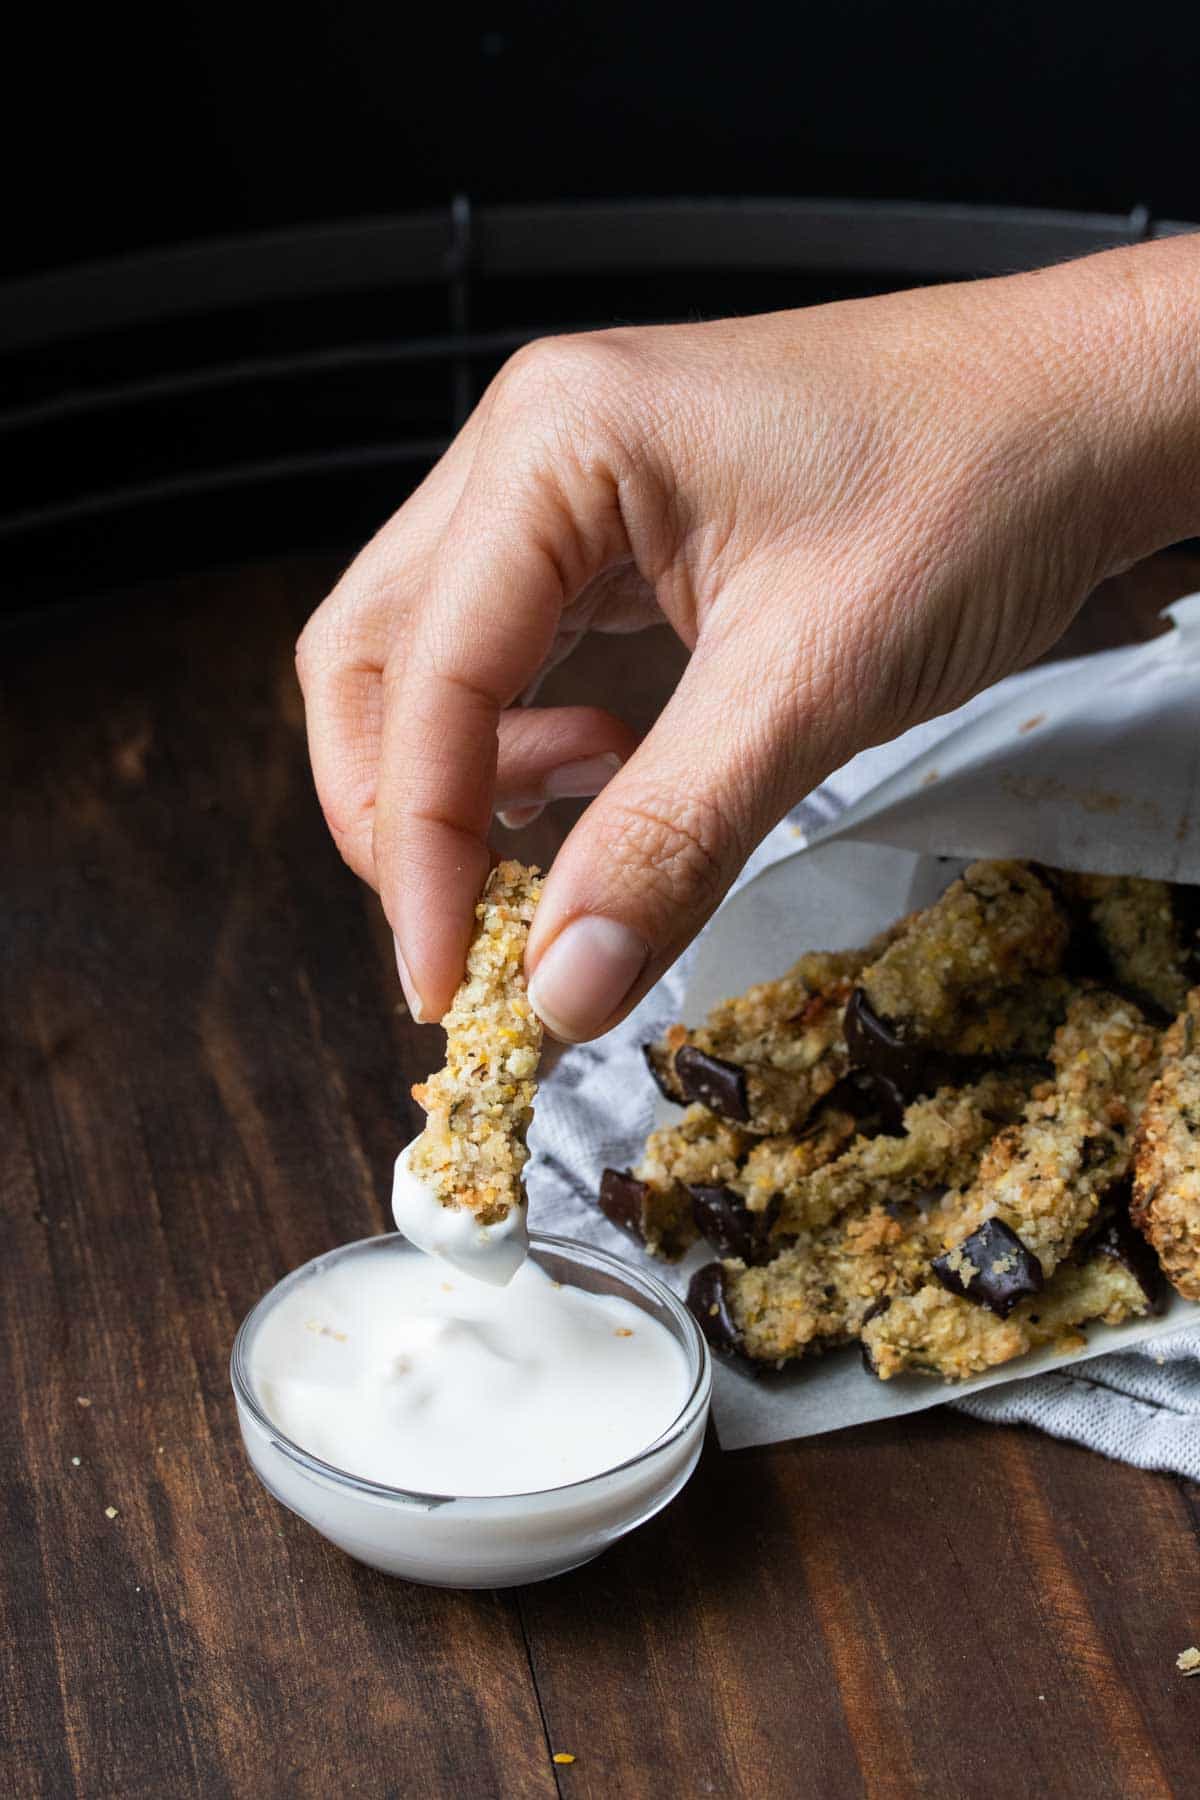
{"left": 231, "top": 1232, "right": 712, "bottom": 1588}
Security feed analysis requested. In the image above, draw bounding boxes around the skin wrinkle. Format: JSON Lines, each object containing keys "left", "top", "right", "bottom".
{"left": 496, "top": 333, "right": 657, "bottom": 490}
{"left": 613, "top": 440, "right": 702, "bottom": 618}
{"left": 704, "top": 589, "right": 837, "bottom": 739}
{"left": 294, "top": 234, "right": 1200, "bottom": 1032}
{"left": 1013, "top": 259, "right": 1172, "bottom": 565}
{"left": 851, "top": 434, "right": 1072, "bottom": 737}
{"left": 597, "top": 789, "right": 742, "bottom": 922}
{"left": 488, "top": 450, "right": 631, "bottom": 634}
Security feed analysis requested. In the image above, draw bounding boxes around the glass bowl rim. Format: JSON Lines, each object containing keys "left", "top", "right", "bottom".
{"left": 230, "top": 1229, "right": 711, "bottom": 1506}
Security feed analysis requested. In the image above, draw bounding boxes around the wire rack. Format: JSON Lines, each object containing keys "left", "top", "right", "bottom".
{"left": 1, "top": 197, "right": 1193, "bottom": 602}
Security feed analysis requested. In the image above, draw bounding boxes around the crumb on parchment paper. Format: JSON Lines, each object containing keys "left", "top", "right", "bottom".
{"left": 1177, "top": 1647, "right": 1200, "bottom": 1676}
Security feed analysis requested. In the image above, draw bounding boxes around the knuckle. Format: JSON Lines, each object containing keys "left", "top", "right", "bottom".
{"left": 294, "top": 615, "right": 320, "bottom": 685}
{"left": 494, "top": 330, "right": 633, "bottom": 419}
{"left": 328, "top": 811, "right": 377, "bottom": 889}
{"left": 603, "top": 789, "right": 735, "bottom": 924}
{"left": 295, "top": 581, "right": 375, "bottom": 686}
{"left": 294, "top": 591, "right": 348, "bottom": 684}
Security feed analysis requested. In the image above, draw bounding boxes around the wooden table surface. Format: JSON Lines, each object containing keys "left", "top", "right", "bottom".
{"left": 4, "top": 553, "right": 1200, "bottom": 1800}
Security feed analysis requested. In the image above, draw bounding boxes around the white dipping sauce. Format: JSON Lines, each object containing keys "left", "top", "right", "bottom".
{"left": 235, "top": 1234, "right": 711, "bottom": 1586}
{"left": 250, "top": 1245, "right": 691, "bottom": 1496}
{"left": 390, "top": 1141, "right": 528, "bottom": 1287}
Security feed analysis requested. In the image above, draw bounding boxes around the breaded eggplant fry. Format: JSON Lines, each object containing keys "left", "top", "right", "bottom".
{"left": 645, "top": 947, "right": 878, "bottom": 1135}
{"left": 759, "top": 1069, "right": 1033, "bottom": 1233}
{"left": 1062, "top": 872, "right": 1195, "bottom": 1015}
{"left": 944, "top": 974, "right": 1074, "bottom": 1058}
{"left": 860, "top": 860, "right": 1069, "bottom": 1041}
{"left": 599, "top": 1105, "right": 751, "bottom": 1259}
{"left": 855, "top": 991, "right": 1160, "bottom": 1370}
{"left": 1132, "top": 987, "right": 1200, "bottom": 1299}
{"left": 941, "top": 990, "right": 1160, "bottom": 1274}
{"left": 409, "top": 861, "right": 543, "bottom": 1225}
{"left": 698, "top": 1076, "right": 1033, "bottom": 1365}
{"left": 661, "top": 860, "right": 1195, "bottom": 1388}
{"left": 861, "top": 1249, "right": 1156, "bottom": 1381}
{"left": 715, "top": 1197, "right": 954, "bottom": 1365}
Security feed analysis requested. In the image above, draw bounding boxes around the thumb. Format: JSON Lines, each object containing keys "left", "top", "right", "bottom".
{"left": 526, "top": 612, "right": 834, "bottom": 1041}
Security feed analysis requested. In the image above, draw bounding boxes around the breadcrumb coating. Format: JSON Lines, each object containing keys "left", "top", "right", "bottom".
{"left": 620, "top": 859, "right": 1199, "bottom": 1389}
{"left": 628, "top": 1105, "right": 751, "bottom": 1258}
{"left": 731, "top": 1107, "right": 868, "bottom": 1219}
{"left": 646, "top": 939, "right": 896, "bottom": 1135}
{"left": 605, "top": 1103, "right": 859, "bottom": 1261}
{"left": 710, "top": 1076, "right": 1032, "bottom": 1362}
{"left": 942, "top": 990, "right": 1160, "bottom": 1274}
{"left": 722, "top": 1196, "right": 964, "bottom": 1364}
{"left": 1132, "top": 988, "right": 1200, "bottom": 1300}
{"left": 762, "top": 1070, "right": 1034, "bottom": 1234}
{"left": 943, "top": 974, "right": 1074, "bottom": 1058}
{"left": 860, "top": 1250, "right": 1155, "bottom": 1381}
{"left": 860, "top": 860, "right": 1069, "bottom": 1041}
{"left": 1063, "top": 872, "right": 1193, "bottom": 1015}
{"left": 409, "top": 861, "right": 543, "bottom": 1225}
{"left": 638, "top": 1104, "right": 750, "bottom": 1192}
{"left": 854, "top": 991, "right": 1160, "bottom": 1375}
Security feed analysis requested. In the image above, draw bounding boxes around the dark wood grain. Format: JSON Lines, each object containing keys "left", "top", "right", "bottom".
{"left": 2, "top": 552, "right": 1199, "bottom": 1800}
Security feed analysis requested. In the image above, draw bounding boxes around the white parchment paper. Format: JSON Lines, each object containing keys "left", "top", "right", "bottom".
{"left": 679, "top": 842, "right": 1198, "bottom": 1447}
{"left": 532, "top": 595, "right": 1200, "bottom": 1450}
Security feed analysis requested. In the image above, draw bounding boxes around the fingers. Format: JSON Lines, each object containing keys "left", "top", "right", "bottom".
{"left": 375, "top": 426, "right": 629, "bottom": 1021}
{"left": 298, "top": 653, "right": 386, "bottom": 886}
{"left": 299, "top": 544, "right": 653, "bottom": 885}
{"left": 526, "top": 596, "right": 837, "bottom": 1041}
{"left": 298, "top": 685, "right": 634, "bottom": 887}
{"left": 493, "top": 705, "right": 636, "bottom": 827}
{"left": 295, "top": 411, "right": 489, "bottom": 885}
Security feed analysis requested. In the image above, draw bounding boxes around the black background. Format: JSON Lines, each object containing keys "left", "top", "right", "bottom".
{"left": 5, "top": 0, "right": 1197, "bottom": 279}
{"left": 3, "top": 1, "right": 1196, "bottom": 598}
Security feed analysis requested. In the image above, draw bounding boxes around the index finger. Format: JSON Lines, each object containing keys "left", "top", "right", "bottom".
{"left": 375, "top": 458, "right": 625, "bottom": 1021}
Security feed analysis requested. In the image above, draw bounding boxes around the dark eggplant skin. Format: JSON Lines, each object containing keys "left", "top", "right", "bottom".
{"left": 642, "top": 1041, "right": 684, "bottom": 1104}
{"left": 641, "top": 1042, "right": 752, "bottom": 1121}
{"left": 932, "top": 1217, "right": 1045, "bottom": 1317}
{"left": 859, "top": 1297, "right": 892, "bottom": 1376}
{"left": 688, "top": 1185, "right": 779, "bottom": 1265}
{"left": 843, "top": 986, "right": 1053, "bottom": 1128}
{"left": 686, "top": 1263, "right": 754, "bottom": 1366}
{"left": 598, "top": 1167, "right": 653, "bottom": 1243}
{"left": 1078, "top": 1185, "right": 1165, "bottom": 1312}
{"left": 674, "top": 1045, "right": 751, "bottom": 1123}
{"left": 843, "top": 986, "right": 988, "bottom": 1118}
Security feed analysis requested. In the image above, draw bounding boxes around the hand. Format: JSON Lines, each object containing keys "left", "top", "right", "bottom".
{"left": 296, "top": 236, "right": 1200, "bottom": 1040}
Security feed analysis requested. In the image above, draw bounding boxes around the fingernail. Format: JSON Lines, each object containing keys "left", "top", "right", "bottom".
{"left": 542, "top": 752, "right": 622, "bottom": 800}
{"left": 528, "top": 917, "right": 647, "bottom": 1042}
{"left": 497, "top": 804, "right": 545, "bottom": 831}
{"left": 496, "top": 754, "right": 622, "bottom": 823}
{"left": 394, "top": 938, "right": 425, "bottom": 1023}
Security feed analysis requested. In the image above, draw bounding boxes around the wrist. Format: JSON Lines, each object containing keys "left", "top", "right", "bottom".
{"left": 1029, "top": 235, "right": 1200, "bottom": 576}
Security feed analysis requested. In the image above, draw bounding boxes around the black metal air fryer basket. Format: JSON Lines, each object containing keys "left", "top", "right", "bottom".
{"left": 1, "top": 197, "right": 1194, "bottom": 604}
